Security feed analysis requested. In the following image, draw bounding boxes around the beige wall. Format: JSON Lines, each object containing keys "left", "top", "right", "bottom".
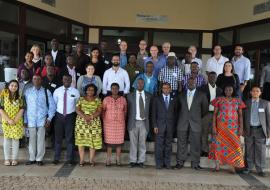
{"left": 213, "top": 0, "right": 270, "bottom": 29}
{"left": 18, "top": 0, "right": 90, "bottom": 25}
{"left": 88, "top": 0, "right": 214, "bottom": 30}
{"left": 18, "top": 0, "right": 270, "bottom": 30}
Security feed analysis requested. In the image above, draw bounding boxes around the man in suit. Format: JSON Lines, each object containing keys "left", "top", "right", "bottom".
{"left": 199, "top": 71, "right": 222, "bottom": 156}
{"left": 58, "top": 54, "right": 80, "bottom": 88}
{"left": 243, "top": 86, "right": 270, "bottom": 177}
{"left": 176, "top": 77, "right": 208, "bottom": 170}
{"left": 48, "top": 38, "right": 66, "bottom": 69}
{"left": 127, "top": 78, "right": 152, "bottom": 168}
{"left": 152, "top": 82, "right": 178, "bottom": 169}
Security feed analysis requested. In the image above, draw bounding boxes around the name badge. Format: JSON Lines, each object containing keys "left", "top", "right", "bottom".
{"left": 135, "top": 70, "right": 140, "bottom": 74}
{"left": 77, "top": 73, "right": 81, "bottom": 77}
{"left": 51, "top": 83, "right": 56, "bottom": 88}
{"left": 105, "top": 60, "right": 109, "bottom": 64}
{"left": 172, "top": 73, "right": 177, "bottom": 77}
{"left": 259, "top": 108, "right": 265, "bottom": 112}
{"left": 143, "top": 56, "right": 147, "bottom": 60}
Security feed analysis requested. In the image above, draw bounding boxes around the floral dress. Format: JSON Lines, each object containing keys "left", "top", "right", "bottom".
{"left": 0, "top": 89, "right": 24, "bottom": 139}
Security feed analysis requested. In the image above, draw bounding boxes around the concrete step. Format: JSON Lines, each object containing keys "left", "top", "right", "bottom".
{"left": 1, "top": 135, "right": 270, "bottom": 171}
{"left": 1, "top": 147, "right": 270, "bottom": 172}
{"left": 1, "top": 135, "right": 270, "bottom": 157}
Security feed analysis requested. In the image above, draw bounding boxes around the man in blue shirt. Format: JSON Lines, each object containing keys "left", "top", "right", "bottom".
{"left": 231, "top": 45, "right": 251, "bottom": 95}
{"left": 144, "top": 46, "right": 166, "bottom": 78}
{"left": 133, "top": 61, "right": 158, "bottom": 95}
{"left": 24, "top": 74, "right": 56, "bottom": 166}
{"left": 119, "top": 40, "right": 129, "bottom": 68}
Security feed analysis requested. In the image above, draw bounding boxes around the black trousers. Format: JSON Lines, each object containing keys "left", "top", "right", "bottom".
{"left": 262, "top": 82, "right": 270, "bottom": 101}
{"left": 155, "top": 125, "right": 173, "bottom": 167}
{"left": 54, "top": 112, "right": 76, "bottom": 161}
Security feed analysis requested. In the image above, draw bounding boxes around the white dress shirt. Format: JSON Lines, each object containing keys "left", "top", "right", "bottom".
{"left": 208, "top": 83, "right": 216, "bottom": 111}
{"left": 102, "top": 67, "right": 130, "bottom": 94}
{"left": 53, "top": 86, "right": 80, "bottom": 115}
{"left": 187, "top": 89, "right": 196, "bottom": 110}
{"left": 206, "top": 55, "right": 229, "bottom": 76}
{"left": 136, "top": 90, "right": 146, "bottom": 120}
{"left": 51, "top": 50, "right": 58, "bottom": 62}
{"left": 181, "top": 58, "right": 202, "bottom": 74}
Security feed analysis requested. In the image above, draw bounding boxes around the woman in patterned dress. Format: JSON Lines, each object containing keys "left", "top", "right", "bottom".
{"left": 0, "top": 80, "right": 24, "bottom": 166}
{"left": 75, "top": 84, "right": 102, "bottom": 167}
{"left": 209, "top": 85, "right": 245, "bottom": 173}
{"left": 102, "top": 83, "right": 127, "bottom": 166}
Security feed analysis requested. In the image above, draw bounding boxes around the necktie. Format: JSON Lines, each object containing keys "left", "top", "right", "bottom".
{"left": 63, "top": 88, "right": 67, "bottom": 116}
{"left": 251, "top": 101, "right": 258, "bottom": 124}
{"left": 188, "top": 91, "right": 193, "bottom": 110}
{"left": 165, "top": 96, "right": 169, "bottom": 110}
{"left": 139, "top": 93, "right": 145, "bottom": 119}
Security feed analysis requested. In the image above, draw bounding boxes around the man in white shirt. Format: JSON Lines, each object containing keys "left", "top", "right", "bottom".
{"left": 198, "top": 72, "right": 222, "bottom": 156}
{"left": 181, "top": 45, "right": 202, "bottom": 74}
{"left": 53, "top": 74, "right": 80, "bottom": 165}
{"left": 127, "top": 79, "right": 152, "bottom": 168}
{"left": 102, "top": 54, "right": 130, "bottom": 96}
{"left": 206, "top": 45, "right": 229, "bottom": 76}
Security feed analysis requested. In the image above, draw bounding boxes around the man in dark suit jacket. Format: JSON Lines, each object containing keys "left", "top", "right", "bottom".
{"left": 73, "top": 41, "right": 90, "bottom": 76}
{"left": 176, "top": 77, "right": 208, "bottom": 170}
{"left": 243, "top": 86, "right": 270, "bottom": 177}
{"left": 48, "top": 39, "right": 66, "bottom": 69}
{"left": 152, "top": 82, "right": 178, "bottom": 169}
{"left": 198, "top": 71, "right": 222, "bottom": 156}
{"left": 58, "top": 54, "right": 80, "bottom": 87}
{"left": 127, "top": 78, "right": 152, "bottom": 168}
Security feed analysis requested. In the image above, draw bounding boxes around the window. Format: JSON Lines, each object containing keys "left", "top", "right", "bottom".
{"left": 0, "top": 31, "right": 18, "bottom": 82}
{"left": 101, "top": 29, "right": 148, "bottom": 53}
{"left": 236, "top": 22, "right": 270, "bottom": 44}
{"left": 153, "top": 31, "right": 199, "bottom": 47}
{"left": 0, "top": 0, "right": 18, "bottom": 24}
{"left": 26, "top": 9, "right": 68, "bottom": 38}
{"left": 217, "top": 30, "right": 233, "bottom": 46}
{"left": 72, "top": 24, "right": 85, "bottom": 41}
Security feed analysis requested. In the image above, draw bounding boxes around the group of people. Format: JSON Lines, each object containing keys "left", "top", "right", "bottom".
{"left": 0, "top": 38, "right": 270, "bottom": 178}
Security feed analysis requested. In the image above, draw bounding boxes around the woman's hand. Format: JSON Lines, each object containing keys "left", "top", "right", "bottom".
{"left": 7, "top": 119, "right": 15, "bottom": 125}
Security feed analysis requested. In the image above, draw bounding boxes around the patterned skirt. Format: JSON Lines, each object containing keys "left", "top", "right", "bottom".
{"left": 75, "top": 116, "right": 102, "bottom": 149}
{"left": 208, "top": 121, "right": 244, "bottom": 168}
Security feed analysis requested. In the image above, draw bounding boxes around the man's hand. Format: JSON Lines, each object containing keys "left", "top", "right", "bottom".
{"left": 154, "top": 127, "right": 158, "bottom": 134}
{"left": 45, "top": 119, "right": 51, "bottom": 128}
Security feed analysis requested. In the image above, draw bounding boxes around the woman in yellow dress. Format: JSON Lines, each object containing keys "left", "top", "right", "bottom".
{"left": 0, "top": 80, "right": 24, "bottom": 166}
{"left": 75, "top": 84, "right": 102, "bottom": 167}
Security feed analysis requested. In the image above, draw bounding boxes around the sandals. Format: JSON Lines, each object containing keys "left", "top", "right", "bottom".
{"left": 4, "top": 160, "right": 10, "bottom": 166}
{"left": 89, "top": 162, "right": 95, "bottom": 167}
{"left": 79, "top": 161, "right": 84, "bottom": 167}
{"left": 11, "top": 161, "right": 18, "bottom": 166}
{"left": 212, "top": 167, "right": 220, "bottom": 172}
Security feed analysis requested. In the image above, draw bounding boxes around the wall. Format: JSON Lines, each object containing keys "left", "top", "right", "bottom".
{"left": 18, "top": 0, "right": 270, "bottom": 30}
{"left": 88, "top": 0, "right": 214, "bottom": 30}
{"left": 18, "top": 0, "right": 90, "bottom": 25}
{"left": 213, "top": 0, "right": 270, "bottom": 29}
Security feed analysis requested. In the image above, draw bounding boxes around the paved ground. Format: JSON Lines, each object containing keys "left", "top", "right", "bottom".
{"left": 0, "top": 161, "right": 269, "bottom": 190}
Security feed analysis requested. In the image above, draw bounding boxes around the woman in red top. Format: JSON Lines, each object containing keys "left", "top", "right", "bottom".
{"left": 35, "top": 54, "right": 59, "bottom": 77}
